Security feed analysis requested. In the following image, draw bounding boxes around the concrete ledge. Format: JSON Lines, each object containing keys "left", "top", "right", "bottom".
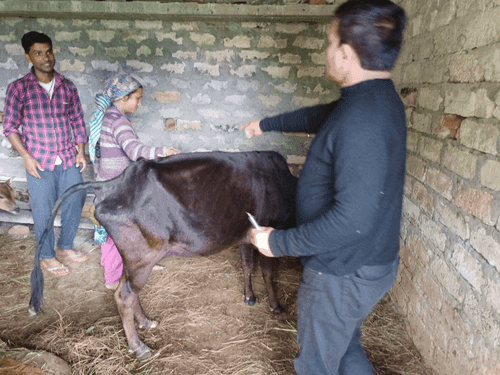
{"left": 0, "top": 1, "right": 336, "bottom": 21}
{"left": 0, "top": 210, "right": 95, "bottom": 229}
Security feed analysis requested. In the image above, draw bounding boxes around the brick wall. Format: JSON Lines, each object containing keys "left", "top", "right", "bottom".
{"left": 0, "top": 1, "right": 341, "bottom": 181}
{"left": 392, "top": 0, "right": 500, "bottom": 374}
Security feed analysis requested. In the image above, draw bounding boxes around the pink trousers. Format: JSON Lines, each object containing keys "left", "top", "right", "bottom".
{"left": 101, "top": 235, "right": 123, "bottom": 285}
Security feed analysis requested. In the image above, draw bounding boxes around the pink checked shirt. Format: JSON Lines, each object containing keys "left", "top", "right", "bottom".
{"left": 3, "top": 69, "right": 87, "bottom": 171}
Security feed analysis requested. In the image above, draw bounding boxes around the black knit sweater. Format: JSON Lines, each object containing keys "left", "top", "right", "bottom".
{"left": 261, "top": 79, "right": 406, "bottom": 276}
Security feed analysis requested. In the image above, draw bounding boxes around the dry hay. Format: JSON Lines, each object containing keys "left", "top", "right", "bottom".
{"left": 363, "top": 296, "right": 435, "bottom": 375}
{"left": 31, "top": 254, "right": 301, "bottom": 375}
{"left": 0, "top": 233, "right": 35, "bottom": 324}
{"left": 0, "top": 231, "right": 435, "bottom": 374}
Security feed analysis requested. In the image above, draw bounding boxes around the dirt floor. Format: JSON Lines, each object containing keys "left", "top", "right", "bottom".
{"left": 0, "top": 225, "right": 436, "bottom": 375}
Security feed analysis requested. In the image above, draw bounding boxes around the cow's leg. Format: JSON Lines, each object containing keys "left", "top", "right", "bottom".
{"left": 114, "top": 267, "right": 159, "bottom": 358}
{"left": 259, "top": 254, "right": 284, "bottom": 315}
{"left": 114, "top": 280, "right": 152, "bottom": 359}
{"left": 128, "top": 267, "right": 159, "bottom": 330}
{"left": 240, "top": 244, "right": 257, "bottom": 307}
{"left": 111, "top": 223, "right": 166, "bottom": 359}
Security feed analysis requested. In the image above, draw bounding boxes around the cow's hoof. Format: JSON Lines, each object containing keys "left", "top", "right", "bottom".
{"left": 245, "top": 295, "right": 256, "bottom": 307}
{"left": 138, "top": 319, "right": 157, "bottom": 330}
{"left": 271, "top": 305, "right": 284, "bottom": 316}
{"left": 130, "top": 343, "right": 152, "bottom": 359}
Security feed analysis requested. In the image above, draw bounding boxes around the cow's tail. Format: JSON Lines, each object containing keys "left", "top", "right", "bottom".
{"left": 29, "top": 181, "right": 105, "bottom": 315}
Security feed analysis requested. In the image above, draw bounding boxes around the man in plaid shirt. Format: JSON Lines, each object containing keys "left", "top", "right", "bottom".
{"left": 3, "top": 31, "right": 89, "bottom": 276}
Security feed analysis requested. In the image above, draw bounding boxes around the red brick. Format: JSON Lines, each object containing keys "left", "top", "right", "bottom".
{"left": 404, "top": 176, "right": 414, "bottom": 197}
{"left": 389, "top": 285, "right": 408, "bottom": 309}
{"left": 409, "top": 235, "right": 430, "bottom": 264}
{"left": 400, "top": 87, "right": 418, "bottom": 108}
{"left": 441, "top": 299, "right": 471, "bottom": 343}
{"left": 0, "top": 357, "right": 46, "bottom": 375}
{"left": 406, "top": 310, "right": 435, "bottom": 360}
{"left": 8, "top": 225, "right": 30, "bottom": 236}
{"left": 476, "top": 353, "right": 500, "bottom": 375}
{"left": 164, "top": 118, "right": 176, "bottom": 131}
{"left": 406, "top": 107, "right": 415, "bottom": 126}
{"left": 412, "top": 181, "right": 434, "bottom": 215}
{"left": 415, "top": 271, "right": 443, "bottom": 310}
{"left": 399, "top": 242, "right": 411, "bottom": 266}
{"left": 445, "top": 338, "right": 471, "bottom": 375}
{"left": 8, "top": 225, "right": 29, "bottom": 236}
{"left": 406, "top": 155, "right": 426, "bottom": 181}
{"left": 449, "top": 55, "right": 485, "bottom": 83}
{"left": 421, "top": 309, "right": 449, "bottom": 351}
{"left": 399, "top": 266, "right": 420, "bottom": 309}
{"left": 151, "top": 91, "right": 180, "bottom": 103}
{"left": 426, "top": 167, "right": 453, "bottom": 200}
{"left": 454, "top": 188, "right": 494, "bottom": 225}
{"left": 436, "top": 114, "right": 462, "bottom": 140}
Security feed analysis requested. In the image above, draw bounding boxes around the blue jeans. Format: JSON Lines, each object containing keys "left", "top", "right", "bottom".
{"left": 26, "top": 164, "right": 85, "bottom": 259}
{"left": 294, "top": 258, "right": 399, "bottom": 375}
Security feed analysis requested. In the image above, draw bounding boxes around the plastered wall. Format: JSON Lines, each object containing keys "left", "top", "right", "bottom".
{"left": 0, "top": 1, "right": 341, "bottom": 181}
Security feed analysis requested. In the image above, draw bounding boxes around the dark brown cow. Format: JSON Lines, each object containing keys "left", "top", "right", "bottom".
{"left": 29, "top": 151, "right": 297, "bottom": 359}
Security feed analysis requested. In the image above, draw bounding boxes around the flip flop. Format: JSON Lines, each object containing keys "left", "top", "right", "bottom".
{"left": 40, "top": 260, "right": 70, "bottom": 276}
{"left": 56, "top": 248, "right": 89, "bottom": 263}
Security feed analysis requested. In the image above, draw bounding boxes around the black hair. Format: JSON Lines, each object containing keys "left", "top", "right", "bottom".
{"left": 21, "top": 31, "right": 53, "bottom": 54}
{"left": 334, "top": 0, "right": 407, "bottom": 71}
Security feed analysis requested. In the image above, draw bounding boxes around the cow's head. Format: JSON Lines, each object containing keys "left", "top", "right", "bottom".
{"left": 0, "top": 179, "right": 20, "bottom": 214}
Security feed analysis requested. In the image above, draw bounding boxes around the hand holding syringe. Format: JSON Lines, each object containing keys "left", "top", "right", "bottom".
{"left": 246, "top": 212, "right": 262, "bottom": 230}
{"left": 246, "top": 212, "right": 274, "bottom": 257}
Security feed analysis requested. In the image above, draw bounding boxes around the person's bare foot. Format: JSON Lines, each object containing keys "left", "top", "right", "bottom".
{"left": 40, "top": 258, "right": 70, "bottom": 276}
{"left": 56, "top": 248, "right": 89, "bottom": 263}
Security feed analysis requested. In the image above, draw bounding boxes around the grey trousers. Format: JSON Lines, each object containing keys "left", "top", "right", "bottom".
{"left": 294, "top": 258, "right": 399, "bottom": 375}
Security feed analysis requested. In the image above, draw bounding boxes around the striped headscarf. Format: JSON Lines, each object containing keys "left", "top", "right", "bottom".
{"left": 88, "top": 74, "right": 142, "bottom": 163}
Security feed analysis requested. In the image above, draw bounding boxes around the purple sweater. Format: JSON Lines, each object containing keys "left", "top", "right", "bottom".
{"left": 94, "top": 106, "right": 169, "bottom": 181}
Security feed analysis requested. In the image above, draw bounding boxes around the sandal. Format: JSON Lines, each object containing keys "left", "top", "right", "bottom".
{"left": 56, "top": 248, "right": 89, "bottom": 263}
{"left": 40, "top": 259, "right": 70, "bottom": 276}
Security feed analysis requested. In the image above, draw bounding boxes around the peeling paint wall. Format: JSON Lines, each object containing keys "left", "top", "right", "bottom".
{"left": 0, "top": 2, "right": 342, "bottom": 181}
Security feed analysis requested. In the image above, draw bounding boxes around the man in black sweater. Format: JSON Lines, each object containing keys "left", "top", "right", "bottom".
{"left": 242, "top": 1, "right": 407, "bottom": 374}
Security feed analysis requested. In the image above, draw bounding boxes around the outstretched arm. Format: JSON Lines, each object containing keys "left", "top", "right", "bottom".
{"left": 113, "top": 119, "right": 174, "bottom": 161}
{"left": 240, "top": 119, "right": 263, "bottom": 139}
{"left": 241, "top": 101, "right": 338, "bottom": 138}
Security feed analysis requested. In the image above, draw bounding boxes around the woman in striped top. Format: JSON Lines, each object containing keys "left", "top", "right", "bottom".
{"left": 89, "top": 74, "right": 179, "bottom": 289}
